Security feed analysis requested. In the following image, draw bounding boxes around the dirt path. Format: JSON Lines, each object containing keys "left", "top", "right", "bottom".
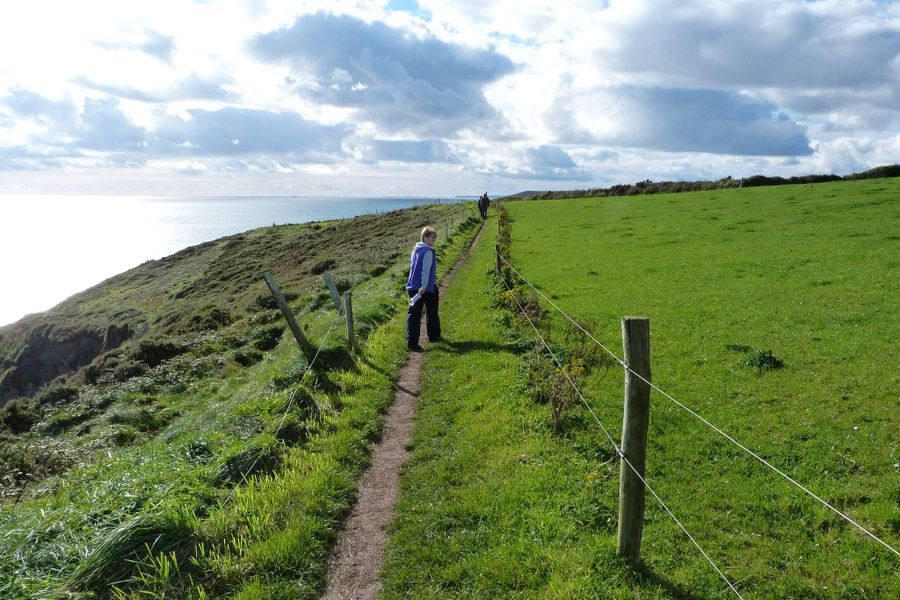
{"left": 322, "top": 222, "right": 485, "bottom": 600}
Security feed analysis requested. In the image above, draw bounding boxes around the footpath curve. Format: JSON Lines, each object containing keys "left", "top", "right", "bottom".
{"left": 322, "top": 220, "right": 486, "bottom": 600}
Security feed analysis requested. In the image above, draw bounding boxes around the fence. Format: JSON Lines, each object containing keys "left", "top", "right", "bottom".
{"left": 494, "top": 246, "right": 898, "bottom": 598}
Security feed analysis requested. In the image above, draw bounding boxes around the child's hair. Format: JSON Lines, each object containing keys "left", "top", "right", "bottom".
{"left": 420, "top": 226, "right": 437, "bottom": 241}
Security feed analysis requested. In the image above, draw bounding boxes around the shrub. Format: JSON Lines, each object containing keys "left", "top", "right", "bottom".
{"left": 187, "top": 306, "right": 233, "bottom": 331}
{"left": 113, "top": 360, "right": 148, "bottom": 382}
{"left": 36, "top": 382, "right": 80, "bottom": 406}
{"left": 133, "top": 338, "right": 185, "bottom": 367}
{"left": 233, "top": 348, "right": 263, "bottom": 367}
{"left": 248, "top": 310, "right": 280, "bottom": 326}
{"left": 521, "top": 346, "right": 556, "bottom": 405}
{"left": 1, "top": 398, "right": 38, "bottom": 433}
{"left": 252, "top": 325, "right": 285, "bottom": 351}
{"left": 498, "top": 287, "right": 543, "bottom": 323}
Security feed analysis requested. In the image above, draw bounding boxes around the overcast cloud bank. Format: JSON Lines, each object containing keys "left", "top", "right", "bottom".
{"left": 0, "top": 0, "right": 897, "bottom": 195}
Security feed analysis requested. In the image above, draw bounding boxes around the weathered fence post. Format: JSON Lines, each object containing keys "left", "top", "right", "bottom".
{"left": 495, "top": 244, "right": 502, "bottom": 277}
{"left": 344, "top": 291, "right": 356, "bottom": 351}
{"left": 617, "top": 317, "right": 651, "bottom": 563}
{"left": 323, "top": 271, "right": 344, "bottom": 315}
{"left": 263, "top": 271, "right": 313, "bottom": 359}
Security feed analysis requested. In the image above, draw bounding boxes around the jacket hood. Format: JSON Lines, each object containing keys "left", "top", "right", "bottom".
{"left": 414, "top": 241, "right": 432, "bottom": 251}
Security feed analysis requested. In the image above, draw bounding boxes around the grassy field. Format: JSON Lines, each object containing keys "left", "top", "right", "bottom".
{"left": 0, "top": 204, "right": 481, "bottom": 598}
{"left": 382, "top": 179, "right": 898, "bottom": 598}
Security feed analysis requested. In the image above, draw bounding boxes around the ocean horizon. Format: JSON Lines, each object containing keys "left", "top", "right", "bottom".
{"left": 0, "top": 194, "right": 455, "bottom": 327}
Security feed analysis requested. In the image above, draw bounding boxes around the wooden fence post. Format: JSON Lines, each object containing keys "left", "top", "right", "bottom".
{"left": 344, "top": 291, "right": 356, "bottom": 351}
{"left": 617, "top": 317, "right": 651, "bottom": 563}
{"left": 263, "top": 272, "right": 313, "bottom": 359}
{"left": 323, "top": 271, "right": 344, "bottom": 315}
{"left": 495, "top": 244, "right": 502, "bottom": 276}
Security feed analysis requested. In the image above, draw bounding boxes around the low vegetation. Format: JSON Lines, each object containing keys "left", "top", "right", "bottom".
{"left": 0, "top": 202, "right": 481, "bottom": 598}
{"left": 506, "top": 162, "right": 900, "bottom": 200}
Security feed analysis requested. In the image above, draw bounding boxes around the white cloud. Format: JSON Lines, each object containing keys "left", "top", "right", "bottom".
{"left": 0, "top": 0, "right": 896, "bottom": 195}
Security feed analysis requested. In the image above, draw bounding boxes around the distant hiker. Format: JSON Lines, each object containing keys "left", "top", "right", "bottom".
{"left": 478, "top": 192, "right": 490, "bottom": 219}
{"left": 405, "top": 227, "right": 441, "bottom": 351}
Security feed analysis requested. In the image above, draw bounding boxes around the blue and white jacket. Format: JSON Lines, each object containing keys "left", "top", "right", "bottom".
{"left": 406, "top": 242, "right": 437, "bottom": 293}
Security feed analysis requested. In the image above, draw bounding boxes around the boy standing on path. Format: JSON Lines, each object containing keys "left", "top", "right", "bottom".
{"left": 405, "top": 227, "right": 440, "bottom": 351}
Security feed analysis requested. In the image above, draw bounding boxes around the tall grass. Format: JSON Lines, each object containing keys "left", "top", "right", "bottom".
{"left": 0, "top": 205, "right": 481, "bottom": 598}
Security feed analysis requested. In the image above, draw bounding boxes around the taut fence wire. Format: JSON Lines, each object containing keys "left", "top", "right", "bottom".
{"left": 496, "top": 249, "right": 899, "bottom": 559}
{"left": 499, "top": 271, "right": 746, "bottom": 599}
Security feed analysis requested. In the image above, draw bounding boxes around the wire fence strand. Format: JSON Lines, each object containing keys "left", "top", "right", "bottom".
{"left": 497, "top": 249, "right": 900, "bottom": 559}
{"left": 226, "top": 295, "right": 350, "bottom": 501}
{"left": 499, "top": 274, "right": 746, "bottom": 599}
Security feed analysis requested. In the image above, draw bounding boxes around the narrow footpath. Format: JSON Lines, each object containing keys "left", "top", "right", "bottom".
{"left": 322, "top": 221, "right": 485, "bottom": 600}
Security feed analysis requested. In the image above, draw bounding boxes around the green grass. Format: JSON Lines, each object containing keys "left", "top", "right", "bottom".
{"left": 381, "top": 180, "right": 899, "bottom": 599}
{"left": 0, "top": 205, "right": 481, "bottom": 598}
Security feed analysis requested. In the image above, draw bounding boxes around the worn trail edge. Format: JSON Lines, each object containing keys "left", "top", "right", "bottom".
{"left": 322, "top": 221, "right": 485, "bottom": 600}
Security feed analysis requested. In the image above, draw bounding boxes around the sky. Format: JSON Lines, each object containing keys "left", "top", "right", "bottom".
{"left": 0, "top": 0, "right": 898, "bottom": 197}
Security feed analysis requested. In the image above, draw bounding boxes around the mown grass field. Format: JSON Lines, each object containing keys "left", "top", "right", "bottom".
{"left": 382, "top": 178, "right": 898, "bottom": 599}
{"left": 0, "top": 205, "right": 481, "bottom": 598}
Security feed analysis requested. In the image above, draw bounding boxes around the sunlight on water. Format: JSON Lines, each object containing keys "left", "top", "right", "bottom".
{"left": 0, "top": 195, "right": 176, "bottom": 326}
{"left": 0, "top": 194, "right": 434, "bottom": 326}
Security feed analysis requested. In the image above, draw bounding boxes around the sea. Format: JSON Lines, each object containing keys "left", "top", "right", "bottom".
{"left": 0, "top": 195, "right": 449, "bottom": 327}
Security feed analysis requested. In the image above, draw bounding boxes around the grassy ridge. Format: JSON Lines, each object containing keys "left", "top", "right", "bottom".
{"left": 382, "top": 179, "right": 898, "bottom": 598}
{"left": 0, "top": 205, "right": 481, "bottom": 598}
{"left": 0, "top": 203, "right": 462, "bottom": 403}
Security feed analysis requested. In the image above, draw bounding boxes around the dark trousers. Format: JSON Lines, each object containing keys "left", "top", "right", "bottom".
{"left": 479, "top": 204, "right": 487, "bottom": 219}
{"left": 407, "top": 289, "right": 440, "bottom": 347}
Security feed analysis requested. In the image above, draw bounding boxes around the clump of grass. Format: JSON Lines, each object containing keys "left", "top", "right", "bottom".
{"left": 40, "top": 406, "right": 94, "bottom": 435}
{"left": 273, "top": 415, "right": 309, "bottom": 446}
{"left": 213, "top": 436, "right": 282, "bottom": 486}
{"left": 68, "top": 506, "right": 199, "bottom": 595}
{"left": 186, "top": 439, "right": 214, "bottom": 463}
{"left": 743, "top": 349, "right": 785, "bottom": 372}
{"left": 725, "top": 343, "right": 752, "bottom": 353}
{"left": 272, "top": 363, "right": 310, "bottom": 389}
{"left": 108, "top": 406, "right": 177, "bottom": 433}
{"left": 111, "top": 426, "right": 138, "bottom": 446}
{"left": 309, "top": 258, "right": 336, "bottom": 275}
